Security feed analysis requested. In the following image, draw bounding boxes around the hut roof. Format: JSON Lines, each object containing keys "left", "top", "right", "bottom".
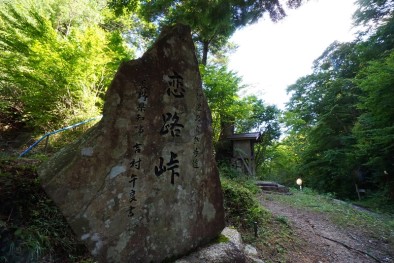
{"left": 227, "top": 132, "right": 260, "bottom": 141}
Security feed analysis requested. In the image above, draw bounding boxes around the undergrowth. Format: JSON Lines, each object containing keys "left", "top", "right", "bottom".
{"left": 219, "top": 163, "right": 297, "bottom": 262}
{"left": 0, "top": 157, "right": 93, "bottom": 263}
{"left": 352, "top": 192, "right": 394, "bottom": 215}
{"left": 1, "top": 147, "right": 299, "bottom": 262}
{"left": 18, "top": 121, "right": 98, "bottom": 158}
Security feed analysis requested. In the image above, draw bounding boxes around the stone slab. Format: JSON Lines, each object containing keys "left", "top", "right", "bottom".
{"left": 38, "top": 24, "right": 224, "bottom": 262}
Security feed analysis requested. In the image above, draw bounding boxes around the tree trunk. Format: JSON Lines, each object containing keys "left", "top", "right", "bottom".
{"left": 202, "top": 41, "right": 209, "bottom": 66}
{"left": 215, "top": 118, "right": 234, "bottom": 161}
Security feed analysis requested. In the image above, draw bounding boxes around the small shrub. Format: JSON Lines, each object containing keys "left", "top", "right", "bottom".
{"left": 218, "top": 162, "right": 260, "bottom": 194}
{"left": 218, "top": 161, "right": 241, "bottom": 180}
{"left": 221, "top": 177, "right": 270, "bottom": 231}
{"left": 220, "top": 176, "right": 297, "bottom": 262}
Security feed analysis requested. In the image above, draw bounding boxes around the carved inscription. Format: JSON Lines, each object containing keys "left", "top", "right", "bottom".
{"left": 154, "top": 71, "right": 188, "bottom": 184}
{"left": 127, "top": 80, "right": 150, "bottom": 217}
{"left": 38, "top": 25, "right": 226, "bottom": 261}
{"left": 160, "top": 112, "right": 184, "bottom": 137}
{"left": 154, "top": 152, "right": 180, "bottom": 184}
{"left": 192, "top": 91, "right": 203, "bottom": 168}
{"left": 127, "top": 174, "right": 138, "bottom": 217}
{"left": 166, "top": 71, "right": 185, "bottom": 98}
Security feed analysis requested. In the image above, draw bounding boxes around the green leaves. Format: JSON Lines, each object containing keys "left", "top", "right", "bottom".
{"left": 283, "top": 0, "right": 394, "bottom": 200}
{"left": 285, "top": 43, "right": 361, "bottom": 197}
{"left": 201, "top": 64, "right": 280, "bottom": 146}
{"left": 0, "top": 1, "right": 132, "bottom": 131}
{"left": 201, "top": 65, "right": 246, "bottom": 142}
{"left": 201, "top": 64, "right": 281, "bottom": 172}
{"left": 221, "top": 176, "right": 270, "bottom": 229}
{"left": 137, "top": 0, "right": 305, "bottom": 65}
{"left": 353, "top": 50, "right": 394, "bottom": 194}
{"left": 353, "top": 0, "right": 394, "bottom": 29}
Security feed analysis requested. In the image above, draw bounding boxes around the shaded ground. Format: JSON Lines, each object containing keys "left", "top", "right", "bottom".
{"left": 0, "top": 158, "right": 93, "bottom": 262}
{"left": 259, "top": 193, "right": 394, "bottom": 263}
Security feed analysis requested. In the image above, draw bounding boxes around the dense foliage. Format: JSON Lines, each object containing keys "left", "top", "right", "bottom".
{"left": 0, "top": 158, "right": 93, "bottom": 262}
{"left": 0, "top": 0, "right": 284, "bottom": 165}
{"left": 279, "top": 0, "right": 394, "bottom": 200}
{"left": 134, "top": 0, "right": 307, "bottom": 65}
{"left": 1, "top": 0, "right": 392, "bottom": 204}
{"left": 200, "top": 65, "right": 281, "bottom": 164}
{"left": 221, "top": 176, "right": 268, "bottom": 230}
{"left": 0, "top": 0, "right": 133, "bottom": 132}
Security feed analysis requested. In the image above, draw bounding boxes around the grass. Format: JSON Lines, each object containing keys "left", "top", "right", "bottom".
{"left": 268, "top": 187, "right": 394, "bottom": 244}
{"left": 352, "top": 193, "right": 394, "bottom": 215}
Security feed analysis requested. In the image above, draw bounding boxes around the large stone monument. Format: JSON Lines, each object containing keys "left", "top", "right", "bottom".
{"left": 38, "top": 24, "right": 225, "bottom": 262}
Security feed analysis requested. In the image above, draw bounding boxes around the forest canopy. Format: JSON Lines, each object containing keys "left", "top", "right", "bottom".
{"left": 0, "top": 0, "right": 393, "bottom": 203}
{"left": 282, "top": 0, "right": 394, "bottom": 200}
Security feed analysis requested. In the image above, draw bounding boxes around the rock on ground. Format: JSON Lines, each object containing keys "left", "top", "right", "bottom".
{"left": 176, "top": 227, "right": 264, "bottom": 263}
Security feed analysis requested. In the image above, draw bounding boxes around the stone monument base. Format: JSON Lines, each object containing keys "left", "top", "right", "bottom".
{"left": 176, "top": 227, "right": 264, "bottom": 263}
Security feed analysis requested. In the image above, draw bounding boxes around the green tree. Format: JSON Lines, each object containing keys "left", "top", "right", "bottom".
{"left": 201, "top": 65, "right": 246, "bottom": 144}
{"left": 258, "top": 141, "right": 299, "bottom": 184}
{"left": 285, "top": 41, "right": 362, "bottom": 198}
{"left": 354, "top": 50, "right": 394, "bottom": 199}
{"left": 353, "top": 0, "right": 394, "bottom": 30}
{"left": 0, "top": 0, "right": 132, "bottom": 131}
{"left": 201, "top": 64, "right": 281, "bottom": 171}
{"left": 237, "top": 96, "right": 281, "bottom": 168}
{"left": 136, "top": 0, "right": 307, "bottom": 65}
{"left": 283, "top": 0, "right": 394, "bottom": 200}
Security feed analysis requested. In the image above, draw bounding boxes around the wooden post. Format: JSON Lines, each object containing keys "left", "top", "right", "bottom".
{"left": 355, "top": 183, "right": 361, "bottom": 200}
{"left": 44, "top": 136, "right": 49, "bottom": 153}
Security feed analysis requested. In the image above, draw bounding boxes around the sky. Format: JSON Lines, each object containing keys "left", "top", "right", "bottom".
{"left": 228, "top": 0, "right": 358, "bottom": 109}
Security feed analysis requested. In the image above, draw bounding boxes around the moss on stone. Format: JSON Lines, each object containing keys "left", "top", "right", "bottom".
{"left": 215, "top": 234, "right": 230, "bottom": 243}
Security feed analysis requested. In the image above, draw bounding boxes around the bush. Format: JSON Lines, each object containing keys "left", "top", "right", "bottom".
{"left": 218, "top": 161, "right": 260, "bottom": 194}
{"left": 221, "top": 177, "right": 270, "bottom": 231}
{"left": 217, "top": 161, "right": 241, "bottom": 180}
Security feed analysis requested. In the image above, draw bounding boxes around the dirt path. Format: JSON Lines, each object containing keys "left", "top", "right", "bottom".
{"left": 259, "top": 194, "right": 393, "bottom": 263}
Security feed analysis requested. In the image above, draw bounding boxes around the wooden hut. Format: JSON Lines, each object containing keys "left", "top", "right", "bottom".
{"left": 227, "top": 132, "right": 260, "bottom": 176}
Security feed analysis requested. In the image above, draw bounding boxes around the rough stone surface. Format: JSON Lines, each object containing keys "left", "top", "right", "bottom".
{"left": 175, "top": 227, "right": 246, "bottom": 263}
{"left": 244, "top": 243, "right": 264, "bottom": 263}
{"left": 38, "top": 24, "right": 224, "bottom": 262}
{"left": 175, "top": 227, "right": 264, "bottom": 263}
{"left": 244, "top": 244, "right": 258, "bottom": 257}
